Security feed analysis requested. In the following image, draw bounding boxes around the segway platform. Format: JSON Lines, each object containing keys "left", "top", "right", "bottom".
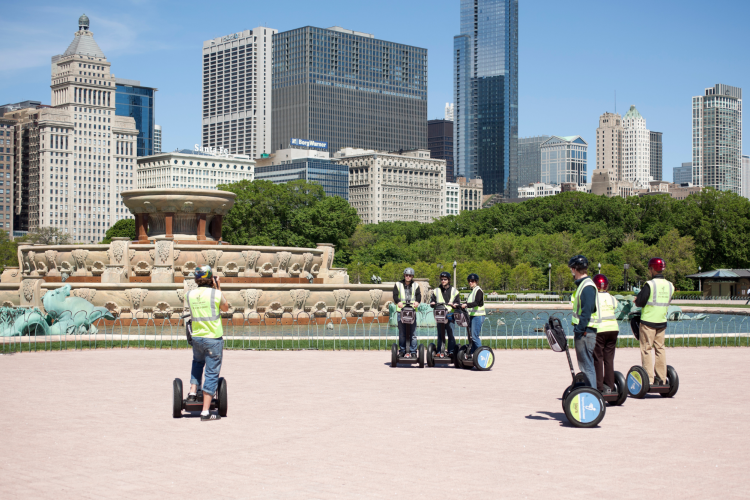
{"left": 390, "top": 343, "right": 425, "bottom": 368}
{"left": 172, "top": 377, "right": 228, "bottom": 418}
{"left": 427, "top": 343, "right": 455, "bottom": 367}
{"left": 626, "top": 365, "right": 679, "bottom": 398}
{"left": 564, "top": 371, "right": 627, "bottom": 407}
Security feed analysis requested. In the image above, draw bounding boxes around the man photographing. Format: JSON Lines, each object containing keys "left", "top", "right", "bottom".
{"left": 186, "top": 265, "right": 229, "bottom": 421}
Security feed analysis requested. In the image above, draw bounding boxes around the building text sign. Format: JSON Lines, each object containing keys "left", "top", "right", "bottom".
{"left": 291, "top": 138, "right": 328, "bottom": 149}
{"left": 195, "top": 144, "right": 229, "bottom": 156}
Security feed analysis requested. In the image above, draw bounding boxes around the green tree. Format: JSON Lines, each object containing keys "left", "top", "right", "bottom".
{"left": 0, "top": 230, "right": 18, "bottom": 272}
{"left": 26, "top": 227, "right": 72, "bottom": 245}
{"left": 101, "top": 219, "right": 136, "bottom": 244}
{"left": 552, "top": 264, "right": 574, "bottom": 291}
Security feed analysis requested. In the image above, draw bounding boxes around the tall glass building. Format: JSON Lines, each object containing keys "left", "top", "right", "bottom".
{"left": 692, "top": 83, "right": 742, "bottom": 193}
{"left": 272, "top": 26, "right": 427, "bottom": 155}
{"left": 517, "top": 135, "right": 550, "bottom": 187}
{"left": 673, "top": 162, "right": 692, "bottom": 184}
{"left": 454, "top": 0, "right": 518, "bottom": 197}
{"left": 115, "top": 78, "right": 156, "bottom": 156}
{"left": 540, "top": 136, "right": 588, "bottom": 185}
{"left": 254, "top": 149, "right": 348, "bottom": 199}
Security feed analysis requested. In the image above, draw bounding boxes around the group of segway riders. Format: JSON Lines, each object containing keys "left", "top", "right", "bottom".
{"left": 177, "top": 255, "right": 675, "bottom": 424}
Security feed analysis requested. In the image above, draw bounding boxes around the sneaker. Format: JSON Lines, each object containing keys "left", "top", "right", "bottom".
{"left": 398, "top": 351, "right": 406, "bottom": 357}
{"left": 201, "top": 412, "right": 221, "bottom": 422}
{"left": 410, "top": 352, "right": 417, "bottom": 358}
{"left": 187, "top": 393, "right": 197, "bottom": 403}
{"left": 653, "top": 377, "right": 669, "bottom": 387}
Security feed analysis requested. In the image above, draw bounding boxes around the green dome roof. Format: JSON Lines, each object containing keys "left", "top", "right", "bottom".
{"left": 623, "top": 105, "right": 642, "bottom": 120}
{"left": 78, "top": 14, "right": 89, "bottom": 27}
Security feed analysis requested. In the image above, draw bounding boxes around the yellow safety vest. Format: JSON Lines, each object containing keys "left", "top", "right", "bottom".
{"left": 396, "top": 281, "right": 419, "bottom": 312}
{"left": 434, "top": 286, "right": 459, "bottom": 312}
{"left": 591, "top": 292, "right": 619, "bottom": 332}
{"left": 187, "top": 287, "right": 223, "bottom": 339}
{"left": 641, "top": 278, "right": 674, "bottom": 324}
{"left": 571, "top": 277, "right": 596, "bottom": 325}
{"left": 467, "top": 286, "right": 485, "bottom": 316}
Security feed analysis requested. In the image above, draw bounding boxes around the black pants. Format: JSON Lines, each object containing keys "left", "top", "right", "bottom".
{"left": 398, "top": 316, "right": 417, "bottom": 354}
{"left": 436, "top": 317, "right": 456, "bottom": 354}
{"left": 594, "top": 330, "right": 619, "bottom": 391}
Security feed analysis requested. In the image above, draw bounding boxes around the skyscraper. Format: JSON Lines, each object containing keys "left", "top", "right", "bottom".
{"left": 445, "top": 103, "right": 454, "bottom": 121}
{"left": 595, "top": 112, "right": 623, "bottom": 180}
{"left": 622, "top": 105, "right": 651, "bottom": 188}
{"left": 428, "top": 119, "right": 455, "bottom": 182}
{"left": 271, "top": 26, "right": 427, "bottom": 155}
{"left": 540, "top": 136, "right": 588, "bottom": 186}
{"left": 202, "top": 27, "right": 276, "bottom": 158}
{"left": 517, "top": 135, "right": 550, "bottom": 187}
{"left": 692, "top": 84, "right": 742, "bottom": 193}
{"left": 153, "top": 124, "right": 161, "bottom": 154}
{"left": 650, "top": 131, "right": 663, "bottom": 181}
{"left": 742, "top": 155, "right": 749, "bottom": 200}
{"left": 5, "top": 15, "right": 138, "bottom": 242}
{"left": 115, "top": 78, "right": 157, "bottom": 156}
{"left": 454, "top": 0, "right": 518, "bottom": 197}
{"left": 673, "top": 162, "right": 692, "bottom": 184}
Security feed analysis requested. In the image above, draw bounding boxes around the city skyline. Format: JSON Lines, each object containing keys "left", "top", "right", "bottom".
{"left": 0, "top": 1, "right": 748, "bottom": 183}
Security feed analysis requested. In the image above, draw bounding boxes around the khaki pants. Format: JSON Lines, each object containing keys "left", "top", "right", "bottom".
{"left": 639, "top": 323, "right": 667, "bottom": 384}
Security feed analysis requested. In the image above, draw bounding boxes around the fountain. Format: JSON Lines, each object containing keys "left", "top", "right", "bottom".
{"left": 0, "top": 189, "right": 411, "bottom": 332}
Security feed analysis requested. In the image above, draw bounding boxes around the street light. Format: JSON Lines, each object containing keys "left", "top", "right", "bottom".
{"left": 623, "top": 263, "right": 630, "bottom": 291}
{"left": 598, "top": 262, "right": 601, "bottom": 274}
{"left": 453, "top": 261, "right": 457, "bottom": 289}
{"left": 698, "top": 266, "right": 702, "bottom": 292}
{"left": 548, "top": 263, "right": 552, "bottom": 291}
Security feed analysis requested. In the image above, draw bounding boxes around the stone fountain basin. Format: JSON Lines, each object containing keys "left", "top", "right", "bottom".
{"left": 121, "top": 189, "right": 236, "bottom": 216}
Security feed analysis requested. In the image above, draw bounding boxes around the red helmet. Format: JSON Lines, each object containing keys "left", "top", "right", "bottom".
{"left": 648, "top": 258, "right": 666, "bottom": 273}
{"left": 592, "top": 274, "right": 609, "bottom": 292}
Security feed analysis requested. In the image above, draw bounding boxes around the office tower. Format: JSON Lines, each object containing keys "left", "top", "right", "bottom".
{"left": 540, "top": 136, "right": 588, "bottom": 185}
{"left": 457, "top": 176, "right": 484, "bottom": 211}
{"left": 153, "top": 124, "right": 162, "bottom": 153}
{"left": 454, "top": 0, "right": 518, "bottom": 197}
{"left": 115, "top": 79, "right": 157, "bottom": 156}
{"left": 202, "top": 27, "right": 276, "bottom": 158}
{"left": 518, "top": 135, "right": 550, "bottom": 187}
{"left": 517, "top": 182, "right": 561, "bottom": 199}
{"left": 334, "top": 148, "right": 445, "bottom": 224}
{"left": 595, "top": 112, "right": 623, "bottom": 179}
{"left": 0, "top": 117, "right": 17, "bottom": 236}
{"left": 272, "top": 26, "right": 427, "bottom": 155}
{"left": 649, "top": 131, "right": 663, "bottom": 181}
{"left": 445, "top": 103, "right": 454, "bottom": 121}
{"left": 428, "top": 119, "right": 455, "bottom": 182}
{"left": 622, "top": 105, "right": 651, "bottom": 187}
{"left": 692, "top": 84, "right": 742, "bottom": 193}
{"left": 673, "top": 162, "right": 692, "bottom": 185}
{"left": 255, "top": 148, "right": 347, "bottom": 199}
{"left": 5, "top": 15, "right": 138, "bottom": 243}
{"left": 742, "top": 155, "right": 749, "bottom": 200}
{"left": 445, "top": 181, "right": 459, "bottom": 215}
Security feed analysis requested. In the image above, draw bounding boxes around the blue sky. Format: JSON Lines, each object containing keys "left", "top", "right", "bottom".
{"left": 1, "top": 0, "right": 747, "bottom": 182}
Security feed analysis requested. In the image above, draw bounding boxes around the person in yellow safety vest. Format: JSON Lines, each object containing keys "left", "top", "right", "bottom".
{"left": 392, "top": 267, "right": 421, "bottom": 358}
{"left": 455, "top": 273, "right": 485, "bottom": 356}
{"left": 186, "top": 265, "right": 230, "bottom": 422}
{"left": 591, "top": 274, "right": 622, "bottom": 394}
{"left": 429, "top": 271, "right": 459, "bottom": 356}
{"left": 569, "top": 255, "right": 597, "bottom": 388}
{"left": 634, "top": 257, "right": 675, "bottom": 387}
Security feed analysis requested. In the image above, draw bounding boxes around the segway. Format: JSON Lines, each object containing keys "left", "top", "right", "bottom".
{"left": 172, "top": 377, "right": 228, "bottom": 418}
{"left": 544, "top": 317, "right": 605, "bottom": 428}
{"left": 453, "top": 305, "right": 495, "bottom": 371}
{"left": 390, "top": 302, "right": 425, "bottom": 368}
{"left": 427, "top": 304, "right": 456, "bottom": 367}
{"left": 626, "top": 315, "right": 679, "bottom": 398}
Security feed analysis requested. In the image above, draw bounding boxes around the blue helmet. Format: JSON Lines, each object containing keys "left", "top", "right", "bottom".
{"left": 194, "top": 265, "right": 213, "bottom": 279}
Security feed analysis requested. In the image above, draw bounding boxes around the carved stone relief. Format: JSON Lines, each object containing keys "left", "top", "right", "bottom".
{"left": 241, "top": 250, "right": 260, "bottom": 276}
{"left": 289, "top": 289, "right": 310, "bottom": 313}
{"left": 369, "top": 289, "right": 383, "bottom": 311}
{"left": 240, "top": 289, "right": 263, "bottom": 311}
{"left": 45, "top": 250, "right": 60, "bottom": 277}
{"left": 201, "top": 250, "right": 223, "bottom": 268}
{"left": 333, "top": 289, "right": 350, "bottom": 311}
{"left": 302, "top": 253, "right": 314, "bottom": 272}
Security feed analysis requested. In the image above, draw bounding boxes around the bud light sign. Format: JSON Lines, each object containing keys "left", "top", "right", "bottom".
{"left": 291, "top": 138, "right": 328, "bottom": 150}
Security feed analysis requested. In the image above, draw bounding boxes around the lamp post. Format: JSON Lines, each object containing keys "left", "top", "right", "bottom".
{"left": 598, "top": 262, "right": 601, "bottom": 274}
{"left": 623, "top": 263, "right": 630, "bottom": 291}
{"left": 698, "top": 266, "right": 702, "bottom": 293}
{"left": 548, "top": 263, "right": 552, "bottom": 291}
{"left": 453, "top": 261, "right": 457, "bottom": 290}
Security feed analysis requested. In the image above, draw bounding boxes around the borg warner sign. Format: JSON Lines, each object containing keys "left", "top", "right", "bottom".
{"left": 221, "top": 33, "right": 240, "bottom": 43}
{"left": 291, "top": 138, "right": 328, "bottom": 149}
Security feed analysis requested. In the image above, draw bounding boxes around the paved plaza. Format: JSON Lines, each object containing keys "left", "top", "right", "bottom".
{"left": 1, "top": 347, "right": 748, "bottom": 499}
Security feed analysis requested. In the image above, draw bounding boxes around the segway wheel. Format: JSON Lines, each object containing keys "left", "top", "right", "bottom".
{"left": 473, "top": 346, "right": 494, "bottom": 371}
{"left": 563, "top": 387, "right": 606, "bottom": 428}
{"left": 455, "top": 345, "right": 467, "bottom": 369}
{"left": 391, "top": 343, "right": 398, "bottom": 368}
{"left": 661, "top": 365, "right": 679, "bottom": 398}
{"left": 561, "top": 385, "right": 573, "bottom": 412}
{"left": 610, "top": 371, "right": 628, "bottom": 406}
{"left": 172, "top": 378, "right": 183, "bottom": 418}
{"left": 427, "top": 343, "right": 436, "bottom": 368}
{"left": 626, "top": 366, "right": 650, "bottom": 399}
{"left": 418, "top": 344, "right": 425, "bottom": 368}
{"left": 217, "top": 377, "right": 228, "bottom": 417}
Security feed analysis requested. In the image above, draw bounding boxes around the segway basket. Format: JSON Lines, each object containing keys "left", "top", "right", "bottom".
{"left": 454, "top": 308, "right": 469, "bottom": 328}
{"left": 401, "top": 304, "right": 416, "bottom": 325}
{"left": 544, "top": 317, "right": 568, "bottom": 353}
{"left": 630, "top": 314, "right": 641, "bottom": 340}
{"left": 433, "top": 304, "right": 449, "bottom": 324}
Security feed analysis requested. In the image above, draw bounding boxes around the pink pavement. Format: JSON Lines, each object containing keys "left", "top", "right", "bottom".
{"left": 1, "top": 347, "right": 748, "bottom": 499}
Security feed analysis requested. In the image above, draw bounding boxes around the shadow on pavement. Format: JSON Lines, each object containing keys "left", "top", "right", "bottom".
{"left": 526, "top": 411, "right": 572, "bottom": 427}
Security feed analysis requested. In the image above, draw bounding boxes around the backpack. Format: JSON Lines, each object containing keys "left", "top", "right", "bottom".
{"left": 545, "top": 317, "right": 568, "bottom": 352}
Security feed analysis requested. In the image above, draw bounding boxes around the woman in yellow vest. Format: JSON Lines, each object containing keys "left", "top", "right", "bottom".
{"left": 187, "top": 265, "right": 229, "bottom": 422}
{"left": 591, "top": 274, "right": 621, "bottom": 394}
{"left": 429, "top": 271, "right": 459, "bottom": 356}
{"left": 456, "top": 273, "right": 485, "bottom": 356}
{"left": 634, "top": 257, "right": 674, "bottom": 387}
{"left": 392, "top": 267, "right": 421, "bottom": 358}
